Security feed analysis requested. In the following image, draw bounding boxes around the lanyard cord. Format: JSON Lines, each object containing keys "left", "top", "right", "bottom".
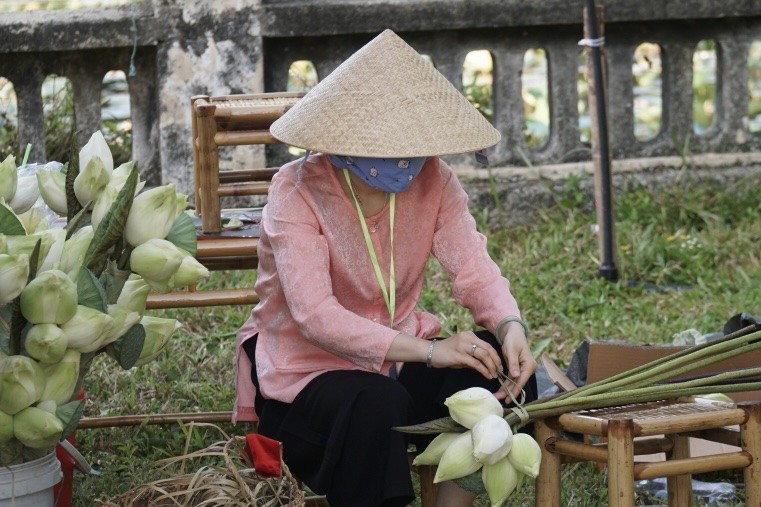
{"left": 342, "top": 169, "right": 396, "bottom": 327}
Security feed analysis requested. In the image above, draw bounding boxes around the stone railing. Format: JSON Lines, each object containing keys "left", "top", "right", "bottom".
{"left": 1, "top": 0, "right": 760, "bottom": 194}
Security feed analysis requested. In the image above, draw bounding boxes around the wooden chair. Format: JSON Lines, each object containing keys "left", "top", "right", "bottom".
{"left": 192, "top": 92, "right": 304, "bottom": 233}
{"left": 535, "top": 398, "right": 761, "bottom": 506}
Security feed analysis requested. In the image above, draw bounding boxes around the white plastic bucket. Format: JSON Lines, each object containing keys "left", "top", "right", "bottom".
{"left": 0, "top": 453, "right": 62, "bottom": 507}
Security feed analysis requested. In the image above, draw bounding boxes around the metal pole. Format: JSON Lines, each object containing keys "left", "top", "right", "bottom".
{"left": 583, "top": 0, "right": 618, "bottom": 281}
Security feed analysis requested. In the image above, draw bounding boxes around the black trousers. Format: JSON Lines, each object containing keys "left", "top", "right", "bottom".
{"left": 243, "top": 330, "right": 538, "bottom": 507}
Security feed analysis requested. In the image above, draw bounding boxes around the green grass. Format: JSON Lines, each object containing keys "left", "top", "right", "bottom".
{"left": 73, "top": 170, "right": 761, "bottom": 506}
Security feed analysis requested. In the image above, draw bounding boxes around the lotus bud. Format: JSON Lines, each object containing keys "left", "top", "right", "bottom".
{"left": 0, "top": 154, "right": 17, "bottom": 202}
{"left": 507, "top": 433, "right": 542, "bottom": 479}
{"left": 36, "top": 400, "right": 57, "bottom": 414}
{"left": 36, "top": 169, "right": 68, "bottom": 216}
{"left": 115, "top": 274, "right": 150, "bottom": 315}
{"left": 36, "top": 228, "right": 66, "bottom": 272}
{"left": 6, "top": 232, "right": 52, "bottom": 260}
{"left": 124, "top": 184, "right": 178, "bottom": 246}
{"left": 61, "top": 305, "right": 114, "bottom": 352}
{"left": 412, "top": 432, "right": 461, "bottom": 466}
{"left": 134, "top": 316, "right": 181, "bottom": 367}
{"left": 444, "top": 387, "right": 504, "bottom": 429}
{"left": 59, "top": 225, "right": 93, "bottom": 279}
{"left": 13, "top": 406, "right": 63, "bottom": 449}
{"left": 0, "top": 410, "right": 13, "bottom": 442}
{"left": 174, "top": 192, "right": 188, "bottom": 218}
{"left": 39, "top": 350, "right": 80, "bottom": 405}
{"left": 696, "top": 393, "right": 734, "bottom": 403}
{"left": 17, "top": 201, "right": 48, "bottom": 234}
{"left": 110, "top": 161, "right": 145, "bottom": 195}
{"left": 129, "top": 238, "right": 183, "bottom": 284}
{"left": 472, "top": 414, "right": 514, "bottom": 465}
{"left": 433, "top": 430, "right": 482, "bottom": 483}
{"left": 80, "top": 304, "right": 140, "bottom": 353}
{"left": 24, "top": 324, "right": 68, "bottom": 363}
{"left": 0, "top": 253, "right": 30, "bottom": 305}
{"left": 90, "top": 184, "right": 118, "bottom": 232}
{"left": 74, "top": 156, "right": 111, "bottom": 206}
{"left": 0, "top": 356, "right": 45, "bottom": 415}
{"left": 482, "top": 456, "right": 519, "bottom": 507}
{"left": 172, "top": 252, "right": 210, "bottom": 288}
{"left": 9, "top": 175, "right": 40, "bottom": 215}
{"left": 20, "top": 269, "right": 78, "bottom": 324}
{"left": 79, "top": 130, "right": 113, "bottom": 174}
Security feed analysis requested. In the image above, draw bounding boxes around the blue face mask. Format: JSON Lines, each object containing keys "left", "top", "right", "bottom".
{"left": 328, "top": 155, "right": 427, "bottom": 193}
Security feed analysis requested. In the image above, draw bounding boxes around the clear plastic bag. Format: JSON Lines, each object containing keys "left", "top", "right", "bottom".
{"left": 635, "top": 477, "right": 738, "bottom": 506}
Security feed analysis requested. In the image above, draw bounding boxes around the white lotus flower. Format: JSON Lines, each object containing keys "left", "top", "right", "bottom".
{"left": 74, "top": 156, "right": 110, "bottom": 206}
{"left": 412, "top": 432, "right": 461, "bottom": 466}
{"left": 79, "top": 130, "right": 113, "bottom": 174}
{"left": 109, "top": 161, "right": 145, "bottom": 195}
{"left": 0, "top": 253, "right": 30, "bottom": 305}
{"left": 17, "top": 201, "right": 48, "bottom": 234}
{"left": 9, "top": 175, "right": 40, "bottom": 215}
{"left": 24, "top": 324, "right": 68, "bottom": 364}
{"left": 36, "top": 169, "right": 68, "bottom": 215}
{"left": 471, "top": 414, "right": 514, "bottom": 465}
{"left": 507, "top": 433, "right": 542, "bottom": 478}
{"left": 444, "top": 387, "right": 504, "bottom": 429}
{"left": 0, "top": 154, "right": 17, "bottom": 202}
{"left": 90, "top": 184, "right": 118, "bottom": 232}
{"left": 129, "top": 238, "right": 184, "bottom": 286}
{"left": 0, "top": 410, "right": 13, "bottom": 443}
{"left": 124, "top": 184, "right": 178, "bottom": 246}
{"left": 134, "top": 316, "right": 181, "bottom": 367}
{"left": 81, "top": 304, "right": 140, "bottom": 352}
{"left": 59, "top": 225, "right": 93, "bottom": 279}
{"left": 0, "top": 355, "right": 45, "bottom": 415}
{"left": 36, "top": 228, "right": 66, "bottom": 272}
{"left": 39, "top": 350, "right": 80, "bottom": 405}
{"left": 13, "top": 406, "right": 63, "bottom": 449}
{"left": 20, "top": 269, "right": 78, "bottom": 324}
{"left": 433, "top": 430, "right": 482, "bottom": 483}
{"left": 482, "top": 456, "right": 519, "bottom": 507}
{"left": 115, "top": 275, "right": 151, "bottom": 315}
{"left": 172, "top": 251, "right": 209, "bottom": 288}
{"left": 61, "top": 305, "right": 114, "bottom": 352}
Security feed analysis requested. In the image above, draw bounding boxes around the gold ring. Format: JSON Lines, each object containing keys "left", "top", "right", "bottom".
{"left": 471, "top": 344, "right": 478, "bottom": 356}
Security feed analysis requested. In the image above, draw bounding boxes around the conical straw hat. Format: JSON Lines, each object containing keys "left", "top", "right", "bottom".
{"left": 270, "top": 29, "right": 500, "bottom": 158}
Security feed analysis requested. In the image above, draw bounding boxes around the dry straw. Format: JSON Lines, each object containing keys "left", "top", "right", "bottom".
{"left": 100, "top": 423, "right": 304, "bottom": 507}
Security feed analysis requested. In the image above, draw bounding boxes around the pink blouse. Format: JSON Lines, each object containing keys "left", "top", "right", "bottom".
{"left": 233, "top": 153, "right": 520, "bottom": 422}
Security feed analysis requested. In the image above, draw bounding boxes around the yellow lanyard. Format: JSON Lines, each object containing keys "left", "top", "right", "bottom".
{"left": 343, "top": 169, "right": 396, "bottom": 327}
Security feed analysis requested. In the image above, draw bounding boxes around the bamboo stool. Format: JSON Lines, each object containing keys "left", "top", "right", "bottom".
{"left": 192, "top": 92, "right": 304, "bottom": 233}
{"left": 535, "top": 398, "right": 761, "bottom": 506}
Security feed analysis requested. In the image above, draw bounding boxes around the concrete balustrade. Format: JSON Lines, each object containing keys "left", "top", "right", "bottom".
{"left": 0, "top": 0, "right": 759, "bottom": 198}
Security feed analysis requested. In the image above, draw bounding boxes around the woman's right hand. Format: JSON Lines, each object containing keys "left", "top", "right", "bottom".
{"left": 429, "top": 331, "right": 503, "bottom": 380}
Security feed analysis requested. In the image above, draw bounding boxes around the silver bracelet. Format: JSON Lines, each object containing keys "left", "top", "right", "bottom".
{"left": 495, "top": 317, "right": 529, "bottom": 345}
{"left": 426, "top": 339, "right": 439, "bottom": 368}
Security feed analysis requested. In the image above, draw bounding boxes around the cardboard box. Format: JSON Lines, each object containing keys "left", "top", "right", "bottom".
{"left": 585, "top": 340, "right": 761, "bottom": 402}
{"left": 543, "top": 339, "right": 761, "bottom": 460}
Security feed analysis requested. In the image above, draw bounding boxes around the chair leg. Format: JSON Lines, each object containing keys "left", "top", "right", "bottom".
{"left": 417, "top": 465, "right": 438, "bottom": 507}
{"left": 607, "top": 419, "right": 635, "bottom": 507}
{"left": 535, "top": 418, "right": 562, "bottom": 507}
{"left": 666, "top": 434, "right": 692, "bottom": 507}
{"left": 741, "top": 402, "right": 761, "bottom": 507}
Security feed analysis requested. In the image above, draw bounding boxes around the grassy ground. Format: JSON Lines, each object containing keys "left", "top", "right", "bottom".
{"left": 74, "top": 169, "right": 761, "bottom": 506}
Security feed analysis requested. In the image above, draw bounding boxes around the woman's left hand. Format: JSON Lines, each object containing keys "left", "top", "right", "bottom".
{"left": 495, "top": 323, "right": 537, "bottom": 401}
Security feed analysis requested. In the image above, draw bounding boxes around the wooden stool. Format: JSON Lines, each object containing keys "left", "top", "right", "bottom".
{"left": 535, "top": 399, "right": 761, "bottom": 506}
{"left": 191, "top": 92, "right": 304, "bottom": 233}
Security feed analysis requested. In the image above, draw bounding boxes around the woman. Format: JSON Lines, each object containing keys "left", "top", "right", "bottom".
{"left": 235, "top": 29, "right": 537, "bottom": 507}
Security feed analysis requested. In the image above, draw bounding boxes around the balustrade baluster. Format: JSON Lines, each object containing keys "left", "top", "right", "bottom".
{"left": 544, "top": 38, "right": 583, "bottom": 163}
{"left": 491, "top": 47, "right": 528, "bottom": 165}
{"left": 660, "top": 39, "right": 694, "bottom": 152}
{"left": 70, "top": 64, "right": 104, "bottom": 149}
{"left": 13, "top": 68, "right": 47, "bottom": 163}
{"left": 606, "top": 43, "right": 637, "bottom": 159}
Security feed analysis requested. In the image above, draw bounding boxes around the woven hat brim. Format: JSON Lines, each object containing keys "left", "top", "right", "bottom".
{"left": 270, "top": 30, "right": 501, "bottom": 158}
